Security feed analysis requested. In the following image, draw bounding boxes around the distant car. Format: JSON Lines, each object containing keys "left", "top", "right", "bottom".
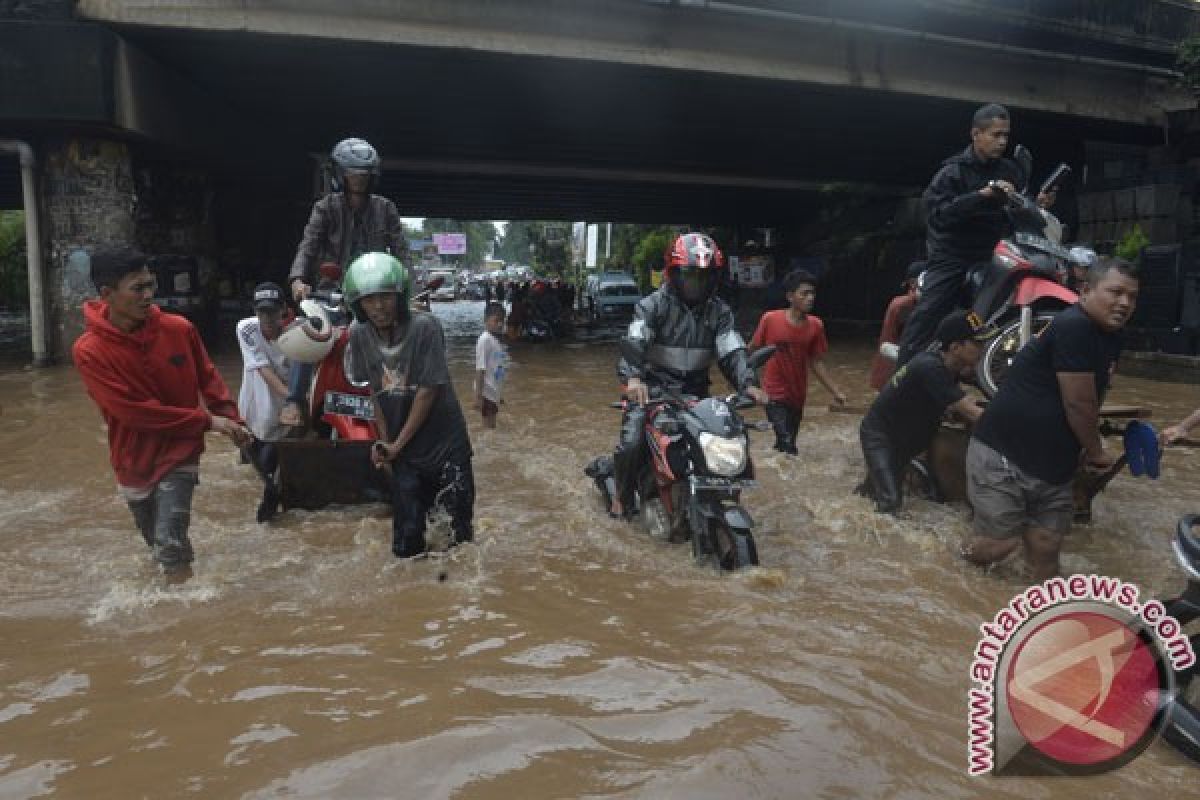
{"left": 585, "top": 272, "right": 641, "bottom": 322}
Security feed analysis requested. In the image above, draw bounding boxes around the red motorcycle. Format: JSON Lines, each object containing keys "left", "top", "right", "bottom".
{"left": 970, "top": 158, "right": 1088, "bottom": 396}
{"left": 273, "top": 273, "right": 443, "bottom": 510}
{"left": 586, "top": 342, "right": 775, "bottom": 571}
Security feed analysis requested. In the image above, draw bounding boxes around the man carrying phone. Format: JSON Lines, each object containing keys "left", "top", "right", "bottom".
{"left": 897, "top": 103, "right": 1024, "bottom": 366}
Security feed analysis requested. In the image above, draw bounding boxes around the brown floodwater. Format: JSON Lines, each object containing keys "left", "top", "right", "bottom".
{"left": 1, "top": 300, "right": 1198, "bottom": 799}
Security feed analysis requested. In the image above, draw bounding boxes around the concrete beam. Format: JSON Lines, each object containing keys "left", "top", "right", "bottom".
{"left": 76, "top": 0, "right": 1195, "bottom": 125}
{"left": 0, "top": 20, "right": 255, "bottom": 157}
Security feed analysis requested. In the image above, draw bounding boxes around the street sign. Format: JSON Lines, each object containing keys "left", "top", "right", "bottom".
{"left": 433, "top": 233, "right": 467, "bottom": 255}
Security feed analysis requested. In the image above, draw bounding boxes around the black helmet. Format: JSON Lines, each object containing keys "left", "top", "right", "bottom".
{"left": 330, "top": 137, "right": 380, "bottom": 192}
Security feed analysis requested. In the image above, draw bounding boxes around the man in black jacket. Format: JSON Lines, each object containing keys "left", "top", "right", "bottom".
{"left": 597, "top": 232, "right": 767, "bottom": 518}
{"left": 897, "top": 104, "right": 1023, "bottom": 366}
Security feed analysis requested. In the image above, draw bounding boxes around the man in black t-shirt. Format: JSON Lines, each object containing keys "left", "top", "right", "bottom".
{"left": 962, "top": 258, "right": 1138, "bottom": 581}
{"left": 859, "top": 310, "right": 993, "bottom": 513}
{"left": 342, "top": 253, "right": 474, "bottom": 559}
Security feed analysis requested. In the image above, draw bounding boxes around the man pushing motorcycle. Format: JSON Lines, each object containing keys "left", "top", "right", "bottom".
{"left": 602, "top": 232, "right": 768, "bottom": 518}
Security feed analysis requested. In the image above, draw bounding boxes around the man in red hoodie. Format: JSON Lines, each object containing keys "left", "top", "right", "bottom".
{"left": 73, "top": 246, "right": 250, "bottom": 576}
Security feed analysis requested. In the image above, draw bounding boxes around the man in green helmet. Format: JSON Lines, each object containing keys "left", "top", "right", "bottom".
{"left": 343, "top": 252, "right": 474, "bottom": 558}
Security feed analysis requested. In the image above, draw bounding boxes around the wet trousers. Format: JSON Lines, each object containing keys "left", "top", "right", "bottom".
{"left": 765, "top": 401, "right": 802, "bottom": 454}
{"left": 612, "top": 406, "right": 648, "bottom": 511}
{"left": 126, "top": 469, "right": 199, "bottom": 570}
{"left": 390, "top": 458, "right": 475, "bottom": 558}
{"left": 896, "top": 259, "right": 967, "bottom": 366}
{"left": 859, "top": 423, "right": 909, "bottom": 514}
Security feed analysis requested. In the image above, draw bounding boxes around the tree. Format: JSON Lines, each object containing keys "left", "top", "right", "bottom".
{"left": 0, "top": 211, "right": 27, "bottom": 310}
{"left": 496, "top": 221, "right": 571, "bottom": 275}
{"left": 629, "top": 226, "right": 676, "bottom": 291}
{"left": 495, "top": 220, "right": 538, "bottom": 266}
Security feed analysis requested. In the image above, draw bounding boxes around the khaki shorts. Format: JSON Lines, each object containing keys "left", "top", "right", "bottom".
{"left": 966, "top": 438, "right": 1073, "bottom": 540}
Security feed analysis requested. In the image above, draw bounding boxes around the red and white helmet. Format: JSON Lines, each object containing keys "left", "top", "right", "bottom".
{"left": 664, "top": 232, "right": 725, "bottom": 273}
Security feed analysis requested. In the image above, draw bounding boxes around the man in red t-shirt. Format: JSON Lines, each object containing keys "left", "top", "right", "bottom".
{"left": 750, "top": 269, "right": 847, "bottom": 454}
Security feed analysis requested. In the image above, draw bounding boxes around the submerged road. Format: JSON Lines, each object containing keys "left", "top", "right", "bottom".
{"left": 0, "top": 300, "right": 1197, "bottom": 797}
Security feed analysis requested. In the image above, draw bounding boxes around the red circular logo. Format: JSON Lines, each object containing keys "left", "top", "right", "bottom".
{"left": 1005, "top": 611, "right": 1162, "bottom": 766}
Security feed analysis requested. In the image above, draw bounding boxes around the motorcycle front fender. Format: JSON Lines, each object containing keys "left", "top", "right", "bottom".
{"left": 723, "top": 505, "right": 754, "bottom": 530}
{"left": 1013, "top": 276, "right": 1077, "bottom": 307}
{"left": 691, "top": 497, "right": 753, "bottom": 529}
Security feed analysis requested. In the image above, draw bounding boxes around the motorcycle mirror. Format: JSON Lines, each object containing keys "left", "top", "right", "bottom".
{"left": 1038, "top": 163, "right": 1072, "bottom": 198}
{"left": 747, "top": 345, "right": 777, "bottom": 370}
{"left": 1013, "top": 145, "right": 1033, "bottom": 194}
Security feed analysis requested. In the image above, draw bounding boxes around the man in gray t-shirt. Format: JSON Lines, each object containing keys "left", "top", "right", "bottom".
{"left": 342, "top": 253, "right": 474, "bottom": 558}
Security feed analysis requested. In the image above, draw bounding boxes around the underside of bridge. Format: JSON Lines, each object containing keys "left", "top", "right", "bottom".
{"left": 8, "top": 0, "right": 1191, "bottom": 221}
{"left": 2, "top": 0, "right": 1198, "bottom": 360}
{"left": 103, "top": 26, "right": 1165, "bottom": 222}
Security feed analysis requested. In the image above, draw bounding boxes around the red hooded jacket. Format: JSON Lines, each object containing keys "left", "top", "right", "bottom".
{"left": 73, "top": 301, "right": 242, "bottom": 489}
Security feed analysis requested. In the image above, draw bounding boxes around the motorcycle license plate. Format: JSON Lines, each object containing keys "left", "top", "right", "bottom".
{"left": 691, "top": 476, "right": 757, "bottom": 491}
{"left": 324, "top": 391, "right": 374, "bottom": 420}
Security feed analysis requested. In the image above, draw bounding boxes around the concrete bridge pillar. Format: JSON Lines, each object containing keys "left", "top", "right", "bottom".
{"left": 41, "top": 137, "right": 138, "bottom": 359}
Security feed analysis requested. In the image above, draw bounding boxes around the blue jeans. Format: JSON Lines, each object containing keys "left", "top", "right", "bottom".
{"left": 126, "top": 470, "right": 199, "bottom": 570}
{"left": 286, "top": 362, "right": 314, "bottom": 406}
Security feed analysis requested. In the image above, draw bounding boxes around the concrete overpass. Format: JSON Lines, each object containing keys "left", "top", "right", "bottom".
{"left": 1, "top": 0, "right": 1198, "bottom": 360}
{"left": 68, "top": 0, "right": 1197, "bottom": 217}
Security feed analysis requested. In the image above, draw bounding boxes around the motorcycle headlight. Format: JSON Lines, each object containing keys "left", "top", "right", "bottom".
{"left": 698, "top": 432, "right": 747, "bottom": 477}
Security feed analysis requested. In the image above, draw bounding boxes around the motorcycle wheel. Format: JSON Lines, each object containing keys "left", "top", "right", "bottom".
{"left": 976, "top": 311, "right": 1058, "bottom": 398}
{"left": 641, "top": 497, "right": 671, "bottom": 541}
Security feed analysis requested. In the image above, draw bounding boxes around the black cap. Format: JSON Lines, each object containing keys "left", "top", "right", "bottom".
{"left": 935, "top": 309, "right": 997, "bottom": 348}
{"left": 252, "top": 282, "right": 285, "bottom": 310}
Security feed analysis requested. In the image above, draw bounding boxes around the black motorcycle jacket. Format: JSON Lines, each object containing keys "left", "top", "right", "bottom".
{"left": 289, "top": 193, "right": 408, "bottom": 287}
{"left": 924, "top": 145, "right": 1023, "bottom": 267}
{"left": 617, "top": 284, "right": 758, "bottom": 397}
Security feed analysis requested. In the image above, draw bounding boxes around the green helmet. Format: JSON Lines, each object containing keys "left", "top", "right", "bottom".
{"left": 343, "top": 252, "right": 408, "bottom": 321}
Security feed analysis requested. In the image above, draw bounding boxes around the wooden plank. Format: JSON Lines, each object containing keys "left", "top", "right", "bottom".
{"left": 828, "top": 404, "right": 869, "bottom": 415}
{"left": 1099, "top": 405, "right": 1151, "bottom": 419}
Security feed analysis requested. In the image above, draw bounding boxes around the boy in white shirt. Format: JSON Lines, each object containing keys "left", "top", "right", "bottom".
{"left": 236, "top": 282, "right": 291, "bottom": 521}
{"left": 474, "top": 303, "right": 508, "bottom": 429}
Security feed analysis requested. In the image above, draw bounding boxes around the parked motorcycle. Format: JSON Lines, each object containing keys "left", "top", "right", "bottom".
{"left": 586, "top": 343, "right": 775, "bottom": 571}
{"left": 970, "top": 151, "right": 1088, "bottom": 396}
{"left": 1162, "top": 513, "right": 1200, "bottom": 762}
